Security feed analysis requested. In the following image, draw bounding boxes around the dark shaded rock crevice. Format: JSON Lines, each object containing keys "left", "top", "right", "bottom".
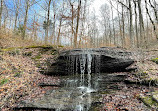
{"left": 44, "top": 47, "right": 134, "bottom": 75}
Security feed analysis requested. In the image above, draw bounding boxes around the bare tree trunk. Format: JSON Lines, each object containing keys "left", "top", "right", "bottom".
{"left": 109, "top": 24, "right": 112, "bottom": 46}
{"left": 104, "top": 24, "right": 108, "bottom": 45}
{"left": 149, "top": 0, "right": 158, "bottom": 23}
{"left": 145, "top": 0, "right": 158, "bottom": 39}
{"left": 74, "top": 0, "right": 81, "bottom": 48}
{"left": 69, "top": 1, "right": 74, "bottom": 47}
{"left": 0, "top": 0, "right": 3, "bottom": 27}
{"left": 122, "top": 5, "right": 125, "bottom": 47}
{"left": 57, "top": 17, "right": 62, "bottom": 45}
{"left": 117, "top": 4, "right": 122, "bottom": 47}
{"left": 138, "top": 0, "right": 145, "bottom": 46}
{"left": 14, "top": 0, "right": 20, "bottom": 30}
{"left": 146, "top": 12, "right": 149, "bottom": 44}
{"left": 32, "top": 14, "right": 38, "bottom": 41}
{"left": 45, "top": 0, "right": 52, "bottom": 44}
{"left": 129, "top": 0, "right": 133, "bottom": 47}
{"left": 133, "top": 0, "right": 139, "bottom": 48}
{"left": 110, "top": 1, "right": 116, "bottom": 46}
{"left": 52, "top": 1, "right": 56, "bottom": 44}
{"left": 23, "top": 0, "right": 30, "bottom": 39}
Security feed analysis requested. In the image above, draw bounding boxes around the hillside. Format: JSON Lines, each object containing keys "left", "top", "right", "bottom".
{"left": 0, "top": 31, "right": 158, "bottom": 110}
{"left": 0, "top": 31, "right": 59, "bottom": 110}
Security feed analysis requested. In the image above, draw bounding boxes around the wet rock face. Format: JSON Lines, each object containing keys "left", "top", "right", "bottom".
{"left": 45, "top": 47, "right": 134, "bottom": 75}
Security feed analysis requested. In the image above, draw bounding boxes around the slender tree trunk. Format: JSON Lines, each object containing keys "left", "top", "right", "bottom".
{"left": 32, "top": 15, "right": 37, "bottom": 41}
{"left": 129, "top": 0, "right": 133, "bottom": 47}
{"left": 145, "top": 0, "right": 158, "bottom": 39}
{"left": 74, "top": 0, "right": 81, "bottom": 48}
{"left": 122, "top": 5, "right": 125, "bottom": 47}
{"left": 138, "top": 0, "right": 144, "bottom": 46}
{"left": 45, "top": 0, "right": 52, "bottom": 44}
{"left": 104, "top": 24, "right": 108, "bottom": 45}
{"left": 109, "top": 24, "right": 112, "bottom": 46}
{"left": 110, "top": 1, "right": 116, "bottom": 45}
{"left": 149, "top": 0, "right": 158, "bottom": 23}
{"left": 117, "top": 4, "right": 122, "bottom": 47}
{"left": 52, "top": 1, "right": 56, "bottom": 44}
{"left": 0, "top": 0, "right": 3, "bottom": 27}
{"left": 57, "top": 17, "right": 62, "bottom": 45}
{"left": 146, "top": 12, "right": 149, "bottom": 44}
{"left": 23, "top": 0, "right": 30, "bottom": 39}
{"left": 70, "top": 3, "right": 74, "bottom": 47}
{"left": 52, "top": 14, "right": 56, "bottom": 44}
{"left": 133, "top": 0, "right": 139, "bottom": 48}
{"left": 14, "top": 0, "right": 20, "bottom": 30}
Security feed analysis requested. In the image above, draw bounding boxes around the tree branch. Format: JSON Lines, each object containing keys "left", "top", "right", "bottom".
{"left": 117, "top": 0, "right": 130, "bottom": 10}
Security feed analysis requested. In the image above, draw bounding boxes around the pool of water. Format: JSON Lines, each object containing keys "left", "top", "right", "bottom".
{"left": 17, "top": 73, "right": 127, "bottom": 111}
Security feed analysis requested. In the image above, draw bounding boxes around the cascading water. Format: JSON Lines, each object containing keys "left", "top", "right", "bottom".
{"left": 60, "top": 49, "right": 100, "bottom": 111}
{"left": 65, "top": 49, "right": 101, "bottom": 91}
{"left": 78, "top": 50, "right": 94, "bottom": 90}
{"left": 87, "top": 53, "right": 92, "bottom": 88}
{"left": 79, "top": 54, "right": 86, "bottom": 86}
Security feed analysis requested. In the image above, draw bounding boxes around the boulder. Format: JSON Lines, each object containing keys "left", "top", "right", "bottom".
{"left": 44, "top": 47, "right": 134, "bottom": 75}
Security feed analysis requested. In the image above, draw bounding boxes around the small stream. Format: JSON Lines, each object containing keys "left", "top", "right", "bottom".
{"left": 50, "top": 73, "right": 126, "bottom": 110}
{"left": 18, "top": 73, "right": 126, "bottom": 111}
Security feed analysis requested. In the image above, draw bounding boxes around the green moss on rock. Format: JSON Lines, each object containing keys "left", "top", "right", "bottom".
{"left": 151, "top": 58, "right": 158, "bottom": 64}
{"left": 25, "top": 45, "right": 54, "bottom": 49}
{"left": 32, "top": 54, "right": 42, "bottom": 60}
{"left": 152, "top": 91, "right": 158, "bottom": 103}
{"left": 8, "top": 49, "right": 20, "bottom": 56}
{"left": 0, "top": 47, "right": 17, "bottom": 51}
{"left": 58, "top": 45, "right": 64, "bottom": 48}
{"left": 22, "top": 51, "right": 32, "bottom": 56}
{"left": 140, "top": 95, "right": 158, "bottom": 109}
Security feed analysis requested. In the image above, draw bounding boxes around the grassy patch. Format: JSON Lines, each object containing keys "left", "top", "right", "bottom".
{"left": 13, "top": 72, "right": 22, "bottom": 77}
{"left": 0, "top": 78, "right": 9, "bottom": 85}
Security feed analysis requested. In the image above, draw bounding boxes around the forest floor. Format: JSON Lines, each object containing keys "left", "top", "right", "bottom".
{"left": 0, "top": 42, "right": 158, "bottom": 110}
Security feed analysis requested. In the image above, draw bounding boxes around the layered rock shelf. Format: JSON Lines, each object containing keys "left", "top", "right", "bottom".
{"left": 45, "top": 47, "right": 134, "bottom": 75}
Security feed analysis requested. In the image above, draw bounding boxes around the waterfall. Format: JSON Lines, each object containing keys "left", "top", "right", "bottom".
{"left": 87, "top": 53, "right": 92, "bottom": 88}
{"left": 79, "top": 50, "right": 93, "bottom": 88}
{"left": 67, "top": 49, "right": 100, "bottom": 90}
{"left": 79, "top": 54, "right": 86, "bottom": 86}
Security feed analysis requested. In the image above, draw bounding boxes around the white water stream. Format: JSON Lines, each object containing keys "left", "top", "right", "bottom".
{"left": 79, "top": 54, "right": 86, "bottom": 86}
{"left": 87, "top": 53, "right": 92, "bottom": 88}
{"left": 64, "top": 49, "right": 100, "bottom": 111}
{"left": 78, "top": 50, "right": 94, "bottom": 92}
